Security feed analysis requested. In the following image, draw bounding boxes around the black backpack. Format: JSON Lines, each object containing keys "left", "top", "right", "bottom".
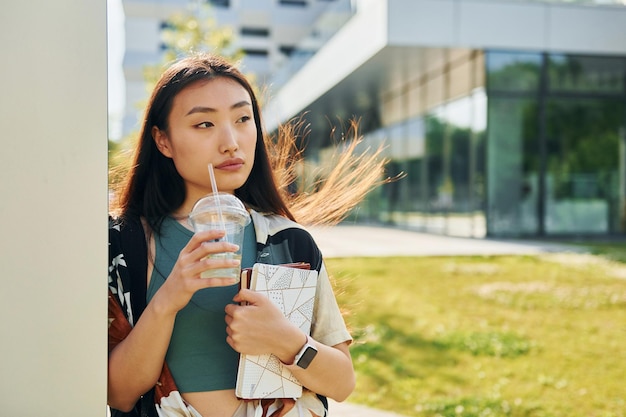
{"left": 109, "top": 216, "right": 157, "bottom": 417}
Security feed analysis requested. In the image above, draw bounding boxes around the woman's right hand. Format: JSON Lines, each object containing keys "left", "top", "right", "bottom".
{"left": 153, "top": 229, "right": 240, "bottom": 315}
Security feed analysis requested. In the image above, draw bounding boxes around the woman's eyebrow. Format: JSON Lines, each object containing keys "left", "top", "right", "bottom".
{"left": 185, "top": 100, "right": 251, "bottom": 116}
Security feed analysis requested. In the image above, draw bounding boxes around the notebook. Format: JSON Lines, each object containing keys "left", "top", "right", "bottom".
{"left": 235, "top": 263, "right": 318, "bottom": 399}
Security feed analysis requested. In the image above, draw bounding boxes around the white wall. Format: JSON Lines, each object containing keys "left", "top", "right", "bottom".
{"left": 388, "top": 0, "right": 626, "bottom": 54}
{"left": 0, "top": 1, "right": 107, "bottom": 415}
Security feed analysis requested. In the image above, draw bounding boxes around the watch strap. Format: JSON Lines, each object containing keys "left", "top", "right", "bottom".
{"left": 293, "top": 335, "right": 318, "bottom": 369}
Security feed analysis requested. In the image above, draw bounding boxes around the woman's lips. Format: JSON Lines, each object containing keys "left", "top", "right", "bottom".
{"left": 216, "top": 158, "right": 244, "bottom": 171}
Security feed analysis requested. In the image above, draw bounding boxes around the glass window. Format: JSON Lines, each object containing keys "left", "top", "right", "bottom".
{"left": 424, "top": 112, "right": 448, "bottom": 234}
{"left": 407, "top": 158, "right": 425, "bottom": 210}
{"left": 425, "top": 73, "right": 445, "bottom": 110}
{"left": 544, "top": 98, "right": 624, "bottom": 234}
{"left": 405, "top": 117, "right": 425, "bottom": 159}
{"left": 425, "top": 111, "right": 446, "bottom": 211}
{"left": 470, "top": 89, "right": 488, "bottom": 237}
{"left": 379, "top": 161, "right": 404, "bottom": 223}
{"left": 486, "top": 97, "right": 540, "bottom": 236}
{"left": 548, "top": 54, "right": 626, "bottom": 94}
{"left": 240, "top": 27, "right": 270, "bottom": 37}
{"left": 206, "top": 0, "right": 230, "bottom": 7}
{"left": 279, "top": 0, "right": 308, "bottom": 6}
{"left": 486, "top": 51, "right": 542, "bottom": 92}
{"left": 241, "top": 49, "right": 268, "bottom": 57}
{"left": 160, "top": 20, "right": 174, "bottom": 30}
{"left": 279, "top": 45, "right": 295, "bottom": 56}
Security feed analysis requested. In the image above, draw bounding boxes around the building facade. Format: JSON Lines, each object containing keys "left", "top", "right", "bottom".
{"left": 119, "top": 0, "right": 626, "bottom": 238}
{"left": 265, "top": 0, "right": 626, "bottom": 238}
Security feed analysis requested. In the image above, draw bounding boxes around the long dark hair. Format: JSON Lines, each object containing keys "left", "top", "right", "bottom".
{"left": 115, "top": 53, "right": 294, "bottom": 232}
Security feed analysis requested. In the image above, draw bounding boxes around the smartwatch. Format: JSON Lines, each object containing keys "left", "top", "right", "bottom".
{"left": 293, "top": 335, "right": 318, "bottom": 369}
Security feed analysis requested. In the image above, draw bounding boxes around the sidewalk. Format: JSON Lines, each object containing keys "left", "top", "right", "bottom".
{"left": 308, "top": 224, "right": 586, "bottom": 259}
{"left": 328, "top": 398, "right": 407, "bottom": 417}
{"left": 308, "top": 224, "right": 586, "bottom": 417}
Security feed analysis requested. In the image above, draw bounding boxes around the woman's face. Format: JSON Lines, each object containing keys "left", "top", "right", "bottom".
{"left": 153, "top": 77, "right": 257, "bottom": 199}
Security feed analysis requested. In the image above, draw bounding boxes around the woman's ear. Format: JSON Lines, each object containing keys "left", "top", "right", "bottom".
{"left": 152, "top": 126, "right": 173, "bottom": 158}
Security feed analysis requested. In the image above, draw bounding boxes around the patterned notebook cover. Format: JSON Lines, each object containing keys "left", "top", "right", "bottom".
{"left": 235, "top": 263, "right": 318, "bottom": 399}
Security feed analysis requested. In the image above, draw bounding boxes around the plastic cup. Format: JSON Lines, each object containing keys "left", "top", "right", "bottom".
{"left": 188, "top": 193, "right": 251, "bottom": 281}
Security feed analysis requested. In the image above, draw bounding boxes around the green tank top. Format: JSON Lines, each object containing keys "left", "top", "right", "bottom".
{"left": 146, "top": 216, "right": 256, "bottom": 393}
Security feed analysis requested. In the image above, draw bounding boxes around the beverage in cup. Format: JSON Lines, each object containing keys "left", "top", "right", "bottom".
{"left": 188, "top": 193, "right": 251, "bottom": 281}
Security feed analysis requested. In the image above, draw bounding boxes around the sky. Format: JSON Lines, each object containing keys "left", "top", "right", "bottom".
{"left": 107, "top": 0, "right": 125, "bottom": 140}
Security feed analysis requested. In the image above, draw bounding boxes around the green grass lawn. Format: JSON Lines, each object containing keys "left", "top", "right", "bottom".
{"left": 328, "top": 249, "right": 626, "bottom": 417}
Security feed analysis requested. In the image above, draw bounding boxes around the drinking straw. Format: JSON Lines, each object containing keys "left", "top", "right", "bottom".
{"left": 208, "top": 163, "right": 226, "bottom": 232}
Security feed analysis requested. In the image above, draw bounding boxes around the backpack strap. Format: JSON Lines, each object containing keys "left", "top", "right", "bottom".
{"left": 110, "top": 216, "right": 157, "bottom": 417}
{"left": 118, "top": 216, "right": 149, "bottom": 320}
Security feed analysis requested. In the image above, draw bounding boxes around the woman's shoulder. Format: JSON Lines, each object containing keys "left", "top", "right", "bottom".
{"left": 249, "top": 210, "right": 311, "bottom": 239}
{"left": 250, "top": 210, "right": 322, "bottom": 268}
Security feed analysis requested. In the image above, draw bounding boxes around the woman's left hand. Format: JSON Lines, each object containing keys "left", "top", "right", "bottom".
{"left": 224, "top": 289, "right": 304, "bottom": 361}
{"left": 226, "top": 290, "right": 356, "bottom": 402}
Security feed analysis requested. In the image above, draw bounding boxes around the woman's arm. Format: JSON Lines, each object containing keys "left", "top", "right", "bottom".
{"left": 108, "top": 229, "right": 241, "bottom": 411}
{"left": 107, "top": 297, "right": 178, "bottom": 411}
{"left": 283, "top": 339, "right": 355, "bottom": 402}
{"left": 225, "top": 289, "right": 355, "bottom": 401}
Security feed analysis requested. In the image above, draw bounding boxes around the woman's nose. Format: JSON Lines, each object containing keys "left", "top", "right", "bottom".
{"left": 218, "top": 126, "right": 239, "bottom": 154}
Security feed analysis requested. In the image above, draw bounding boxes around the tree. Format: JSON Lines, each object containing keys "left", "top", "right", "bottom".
{"left": 143, "top": 2, "right": 242, "bottom": 89}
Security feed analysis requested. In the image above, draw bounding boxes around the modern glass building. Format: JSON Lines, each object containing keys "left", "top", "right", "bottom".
{"left": 265, "top": 0, "right": 626, "bottom": 238}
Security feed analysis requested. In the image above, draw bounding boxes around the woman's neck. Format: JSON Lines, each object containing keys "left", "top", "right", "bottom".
{"left": 171, "top": 192, "right": 199, "bottom": 220}
{"left": 175, "top": 187, "right": 209, "bottom": 219}
{"left": 170, "top": 201, "right": 195, "bottom": 231}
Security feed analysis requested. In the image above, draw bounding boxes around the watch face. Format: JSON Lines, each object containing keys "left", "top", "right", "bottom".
{"left": 297, "top": 346, "right": 317, "bottom": 369}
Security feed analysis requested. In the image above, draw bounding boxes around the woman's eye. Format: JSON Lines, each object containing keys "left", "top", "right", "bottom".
{"left": 197, "top": 121, "right": 213, "bottom": 128}
{"left": 237, "top": 115, "right": 251, "bottom": 123}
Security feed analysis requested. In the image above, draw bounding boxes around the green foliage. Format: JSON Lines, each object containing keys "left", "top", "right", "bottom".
{"left": 328, "top": 251, "right": 626, "bottom": 417}
{"left": 142, "top": 3, "right": 243, "bottom": 90}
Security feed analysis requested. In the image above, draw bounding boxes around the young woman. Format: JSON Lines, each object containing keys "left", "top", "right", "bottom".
{"left": 108, "top": 53, "right": 384, "bottom": 417}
